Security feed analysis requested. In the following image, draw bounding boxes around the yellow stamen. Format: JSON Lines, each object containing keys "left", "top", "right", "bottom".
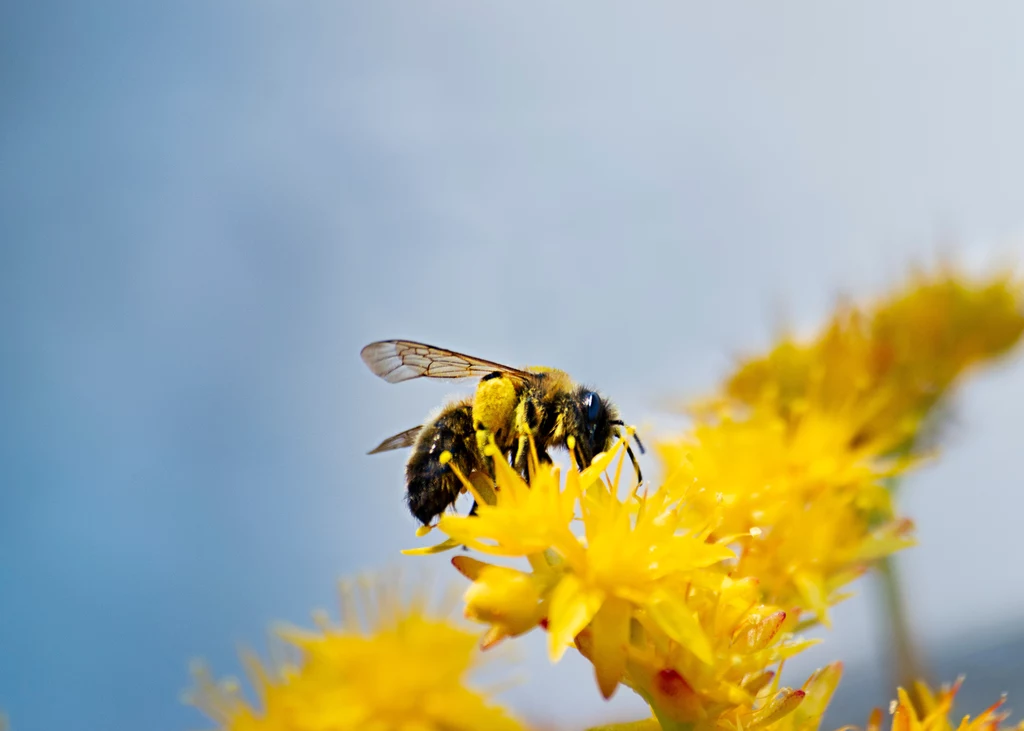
{"left": 446, "top": 454, "right": 486, "bottom": 506}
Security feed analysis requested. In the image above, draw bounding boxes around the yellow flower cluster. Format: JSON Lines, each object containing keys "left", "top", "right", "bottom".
{"left": 655, "top": 268, "right": 1023, "bottom": 625}
{"left": 861, "top": 679, "right": 1024, "bottom": 731}
{"left": 185, "top": 577, "right": 526, "bottom": 731}
{"left": 721, "top": 268, "right": 1024, "bottom": 456}
{"left": 423, "top": 436, "right": 818, "bottom": 729}
{"left": 590, "top": 661, "right": 843, "bottom": 731}
{"left": 657, "top": 409, "right": 914, "bottom": 623}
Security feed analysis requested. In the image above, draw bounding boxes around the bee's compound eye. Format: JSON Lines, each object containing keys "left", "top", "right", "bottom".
{"left": 584, "top": 391, "right": 601, "bottom": 422}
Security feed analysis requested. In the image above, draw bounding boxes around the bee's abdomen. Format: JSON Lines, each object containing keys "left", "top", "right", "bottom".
{"left": 405, "top": 400, "right": 480, "bottom": 525}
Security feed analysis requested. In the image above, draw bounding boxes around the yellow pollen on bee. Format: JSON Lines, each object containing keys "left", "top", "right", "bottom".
{"left": 439, "top": 451, "right": 453, "bottom": 465}
{"left": 567, "top": 435, "right": 576, "bottom": 451}
{"left": 483, "top": 444, "right": 499, "bottom": 458}
{"left": 472, "top": 376, "right": 517, "bottom": 436}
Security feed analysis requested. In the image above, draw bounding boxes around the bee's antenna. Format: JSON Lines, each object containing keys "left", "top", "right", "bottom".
{"left": 609, "top": 420, "right": 645, "bottom": 484}
{"left": 610, "top": 420, "right": 647, "bottom": 456}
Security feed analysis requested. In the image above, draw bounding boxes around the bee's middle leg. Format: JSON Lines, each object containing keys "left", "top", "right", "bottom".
{"left": 512, "top": 434, "right": 554, "bottom": 481}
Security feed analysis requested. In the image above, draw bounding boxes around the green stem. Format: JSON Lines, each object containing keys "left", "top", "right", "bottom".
{"left": 649, "top": 706, "right": 693, "bottom": 731}
{"left": 875, "top": 436, "right": 932, "bottom": 701}
{"left": 876, "top": 553, "right": 928, "bottom": 694}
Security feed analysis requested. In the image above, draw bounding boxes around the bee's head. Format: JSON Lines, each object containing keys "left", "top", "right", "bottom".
{"left": 571, "top": 386, "right": 645, "bottom": 483}
{"left": 569, "top": 387, "right": 617, "bottom": 464}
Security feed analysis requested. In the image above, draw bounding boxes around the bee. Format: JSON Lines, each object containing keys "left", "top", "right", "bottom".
{"left": 361, "top": 339, "right": 645, "bottom": 525}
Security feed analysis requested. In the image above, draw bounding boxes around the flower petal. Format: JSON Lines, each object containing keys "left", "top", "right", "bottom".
{"left": 401, "top": 536, "right": 463, "bottom": 555}
{"left": 646, "top": 590, "right": 713, "bottom": 665}
{"left": 547, "top": 574, "right": 604, "bottom": 662}
{"left": 451, "top": 555, "right": 490, "bottom": 580}
{"left": 750, "top": 689, "right": 806, "bottom": 729}
{"left": 732, "top": 610, "right": 786, "bottom": 653}
{"left": 589, "top": 597, "right": 631, "bottom": 699}
{"left": 463, "top": 565, "right": 543, "bottom": 637}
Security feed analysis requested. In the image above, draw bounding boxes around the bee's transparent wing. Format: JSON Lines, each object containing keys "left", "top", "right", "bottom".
{"left": 360, "top": 340, "right": 530, "bottom": 384}
{"left": 368, "top": 426, "right": 423, "bottom": 454}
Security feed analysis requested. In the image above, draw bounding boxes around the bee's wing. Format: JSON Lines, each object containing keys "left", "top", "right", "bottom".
{"left": 368, "top": 426, "right": 423, "bottom": 454}
{"left": 360, "top": 340, "right": 531, "bottom": 384}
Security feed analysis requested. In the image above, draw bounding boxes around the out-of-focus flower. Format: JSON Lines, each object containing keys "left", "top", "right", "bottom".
{"left": 750, "top": 663, "right": 843, "bottom": 731}
{"left": 722, "top": 268, "right": 1024, "bottom": 455}
{"left": 658, "top": 408, "right": 915, "bottom": 623}
{"left": 859, "top": 679, "right": 1024, "bottom": 731}
{"left": 654, "top": 268, "right": 1022, "bottom": 626}
{"left": 184, "top": 575, "right": 526, "bottom": 731}
{"left": 586, "top": 721, "right": 664, "bottom": 731}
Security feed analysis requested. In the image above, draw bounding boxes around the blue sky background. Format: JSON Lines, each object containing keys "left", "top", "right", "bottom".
{"left": 3, "top": 3, "right": 1024, "bottom": 730}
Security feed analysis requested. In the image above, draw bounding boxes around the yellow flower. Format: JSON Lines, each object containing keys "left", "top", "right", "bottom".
{"left": 436, "top": 444, "right": 581, "bottom": 558}
{"left": 658, "top": 408, "right": 915, "bottom": 623}
{"left": 596, "top": 576, "right": 815, "bottom": 728}
{"left": 721, "top": 268, "right": 1024, "bottom": 455}
{"left": 650, "top": 268, "right": 1020, "bottom": 631}
{"left": 452, "top": 556, "right": 550, "bottom": 648}
{"left": 584, "top": 663, "right": 841, "bottom": 731}
{"left": 861, "top": 679, "right": 1024, "bottom": 731}
{"left": 438, "top": 435, "right": 822, "bottom": 728}
{"left": 750, "top": 663, "right": 843, "bottom": 731}
{"left": 550, "top": 483, "right": 734, "bottom": 698}
{"left": 442, "top": 438, "right": 738, "bottom": 701}
{"left": 184, "top": 575, "right": 526, "bottom": 731}
{"left": 587, "top": 721, "right": 664, "bottom": 731}
{"left": 871, "top": 268, "right": 1024, "bottom": 393}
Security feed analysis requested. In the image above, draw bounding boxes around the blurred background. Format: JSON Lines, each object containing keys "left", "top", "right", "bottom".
{"left": 3, "top": 2, "right": 1024, "bottom": 730}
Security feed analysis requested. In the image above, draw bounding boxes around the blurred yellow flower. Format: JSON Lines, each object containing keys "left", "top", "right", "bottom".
{"left": 749, "top": 663, "right": 843, "bottom": 731}
{"left": 722, "top": 268, "right": 1024, "bottom": 455}
{"left": 184, "top": 575, "right": 526, "bottom": 731}
{"left": 653, "top": 268, "right": 1022, "bottom": 627}
{"left": 587, "top": 721, "right": 664, "bottom": 731}
{"left": 658, "top": 408, "right": 914, "bottom": 623}
{"left": 860, "top": 679, "right": 1024, "bottom": 731}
